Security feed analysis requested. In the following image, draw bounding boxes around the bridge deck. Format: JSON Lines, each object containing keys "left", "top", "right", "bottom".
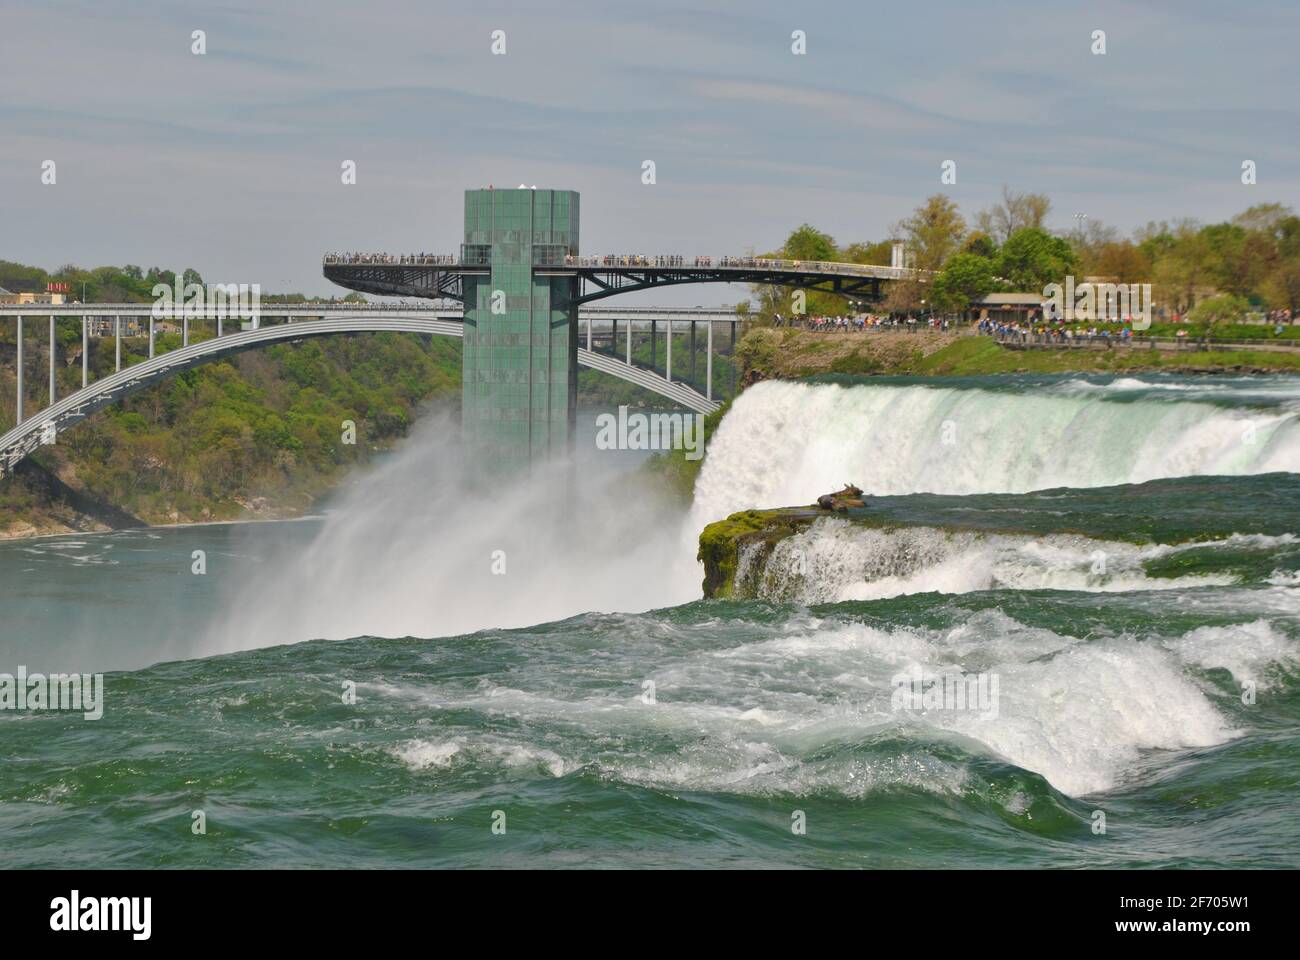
{"left": 322, "top": 253, "right": 918, "bottom": 279}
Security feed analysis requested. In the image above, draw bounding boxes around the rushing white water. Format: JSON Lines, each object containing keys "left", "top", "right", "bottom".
{"left": 366, "top": 603, "right": 1296, "bottom": 797}
{"left": 689, "top": 378, "right": 1300, "bottom": 530}
{"left": 735, "top": 519, "right": 1296, "bottom": 603}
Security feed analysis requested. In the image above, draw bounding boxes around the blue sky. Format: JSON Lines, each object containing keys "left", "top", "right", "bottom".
{"left": 2, "top": 0, "right": 1297, "bottom": 302}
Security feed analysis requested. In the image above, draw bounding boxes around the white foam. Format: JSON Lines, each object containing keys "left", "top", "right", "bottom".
{"left": 739, "top": 518, "right": 1240, "bottom": 603}
{"left": 371, "top": 608, "right": 1272, "bottom": 799}
{"left": 389, "top": 736, "right": 575, "bottom": 778}
{"left": 1169, "top": 619, "right": 1300, "bottom": 690}
{"left": 696, "top": 614, "right": 1240, "bottom": 796}
{"left": 689, "top": 379, "right": 1300, "bottom": 531}
{"left": 391, "top": 739, "right": 462, "bottom": 770}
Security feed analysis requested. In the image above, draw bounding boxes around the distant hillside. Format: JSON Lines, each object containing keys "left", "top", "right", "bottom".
{"left": 1, "top": 327, "right": 463, "bottom": 538}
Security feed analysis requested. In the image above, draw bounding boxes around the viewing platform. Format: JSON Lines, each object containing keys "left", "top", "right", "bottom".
{"left": 322, "top": 251, "right": 929, "bottom": 304}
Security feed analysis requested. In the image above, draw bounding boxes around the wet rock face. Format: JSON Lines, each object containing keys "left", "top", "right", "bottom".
{"left": 699, "top": 487, "right": 880, "bottom": 598}
{"left": 697, "top": 508, "right": 817, "bottom": 598}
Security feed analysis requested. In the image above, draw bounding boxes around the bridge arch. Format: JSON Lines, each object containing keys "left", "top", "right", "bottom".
{"left": 0, "top": 315, "right": 718, "bottom": 477}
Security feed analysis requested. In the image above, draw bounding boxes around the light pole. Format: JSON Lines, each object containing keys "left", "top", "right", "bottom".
{"left": 1073, "top": 212, "right": 1088, "bottom": 245}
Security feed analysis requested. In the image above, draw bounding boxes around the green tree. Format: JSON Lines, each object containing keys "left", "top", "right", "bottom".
{"left": 1091, "top": 240, "right": 1152, "bottom": 285}
{"left": 931, "top": 253, "right": 997, "bottom": 311}
{"left": 752, "top": 224, "right": 848, "bottom": 320}
{"left": 782, "top": 224, "right": 836, "bottom": 263}
{"left": 842, "top": 240, "right": 895, "bottom": 265}
{"left": 886, "top": 195, "right": 966, "bottom": 313}
{"left": 894, "top": 194, "right": 966, "bottom": 271}
{"left": 1262, "top": 215, "right": 1300, "bottom": 314}
{"left": 1135, "top": 221, "right": 1177, "bottom": 264}
{"left": 1199, "top": 223, "right": 1249, "bottom": 295}
{"left": 962, "top": 231, "right": 999, "bottom": 259}
{"left": 1187, "top": 293, "right": 1248, "bottom": 339}
{"left": 996, "top": 227, "right": 1078, "bottom": 290}
{"left": 1151, "top": 221, "right": 1212, "bottom": 314}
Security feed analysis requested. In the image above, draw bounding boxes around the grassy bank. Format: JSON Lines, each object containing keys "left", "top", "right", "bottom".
{"left": 737, "top": 327, "right": 1300, "bottom": 379}
{"left": 912, "top": 335, "right": 1300, "bottom": 375}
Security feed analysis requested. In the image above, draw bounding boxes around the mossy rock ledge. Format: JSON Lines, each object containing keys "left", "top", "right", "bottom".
{"left": 697, "top": 502, "right": 883, "bottom": 598}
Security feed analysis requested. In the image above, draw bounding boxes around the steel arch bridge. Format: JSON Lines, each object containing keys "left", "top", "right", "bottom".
{"left": 0, "top": 314, "right": 719, "bottom": 479}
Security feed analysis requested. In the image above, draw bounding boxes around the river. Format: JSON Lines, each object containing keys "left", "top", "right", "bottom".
{"left": 2, "top": 375, "right": 1298, "bottom": 867}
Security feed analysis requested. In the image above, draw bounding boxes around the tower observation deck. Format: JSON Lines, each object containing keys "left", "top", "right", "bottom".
{"left": 323, "top": 188, "right": 925, "bottom": 467}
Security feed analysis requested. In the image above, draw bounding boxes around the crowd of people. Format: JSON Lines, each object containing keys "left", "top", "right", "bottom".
{"left": 323, "top": 252, "right": 874, "bottom": 272}
{"left": 560, "top": 255, "right": 841, "bottom": 269}
{"left": 979, "top": 318, "right": 1143, "bottom": 345}
{"left": 564, "top": 254, "right": 703, "bottom": 267}
{"left": 773, "top": 313, "right": 956, "bottom": 332}
{"left": 323, "top": 253, "right": 456, "bottom": 265}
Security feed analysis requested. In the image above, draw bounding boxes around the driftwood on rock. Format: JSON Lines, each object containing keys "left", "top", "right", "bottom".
{"left": 816, "top": 484, "right": 866, "bottom": 512}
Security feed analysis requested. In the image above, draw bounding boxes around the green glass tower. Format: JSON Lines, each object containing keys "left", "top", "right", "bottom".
{"left": 461, "top": 188, "right": 580, "bottom": 467}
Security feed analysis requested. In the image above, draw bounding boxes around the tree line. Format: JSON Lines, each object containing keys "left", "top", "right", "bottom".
{"left": 0, "top": 261, "right": 366, "bottom": 304}
{"left": 756, "top": 187, "right": 1300, "bottom": 323}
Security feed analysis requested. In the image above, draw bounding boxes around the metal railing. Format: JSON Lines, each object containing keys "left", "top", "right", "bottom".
{"left": 0, "top": 301, "right": 465, "bottom": 314}
{"left": 560, "top": 254, "right": 918, "bottom": 277}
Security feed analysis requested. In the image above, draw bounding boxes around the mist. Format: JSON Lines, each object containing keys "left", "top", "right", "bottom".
{"left": 199, "top": 411, "right": 702, "bottom": 655}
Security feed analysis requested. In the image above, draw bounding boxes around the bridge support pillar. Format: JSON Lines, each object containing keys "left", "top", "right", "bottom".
{"left": 183, "top": 314, "right": 189, "bottom": 347}
{"left": 666, "top": 319, "right": 672, "bottom": 383}
{"left": 731, "top": 321, "right": 736, "bottom": 398}
{"left": 706, "top": 318, "right": 713, "bottom": 401}
{"left": 49, "top": 315, "right": 56, "bottom": 407}
{"left": 16, "top": 316, "right": 23, "bottom": 425}
{"left": 586, "top": 314, "right": 592, "bottom": 352}
{"left": 651, "top": 320, "right": 656, "bottom": 373}
{"left": 626, "top": 319, "right": 632, "bottom": 365}
{"left": 149, "top": 315, "right": 155, "bottom": 358}
{"left": 690, "top": 321, "right": 696, "bottom": 386}
{"left": 611, "top": 318, "right": 617, "bottom": 358}
{"left": 115, "top": 317, "right": 121, "bottom": 372}
{"left": 82, "top": 318, "right": 88, "bottom": 390}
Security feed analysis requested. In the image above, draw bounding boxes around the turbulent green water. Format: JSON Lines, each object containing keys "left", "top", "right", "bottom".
{"left": 2, "top": 375, "right": 1299, "bottom": 868}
